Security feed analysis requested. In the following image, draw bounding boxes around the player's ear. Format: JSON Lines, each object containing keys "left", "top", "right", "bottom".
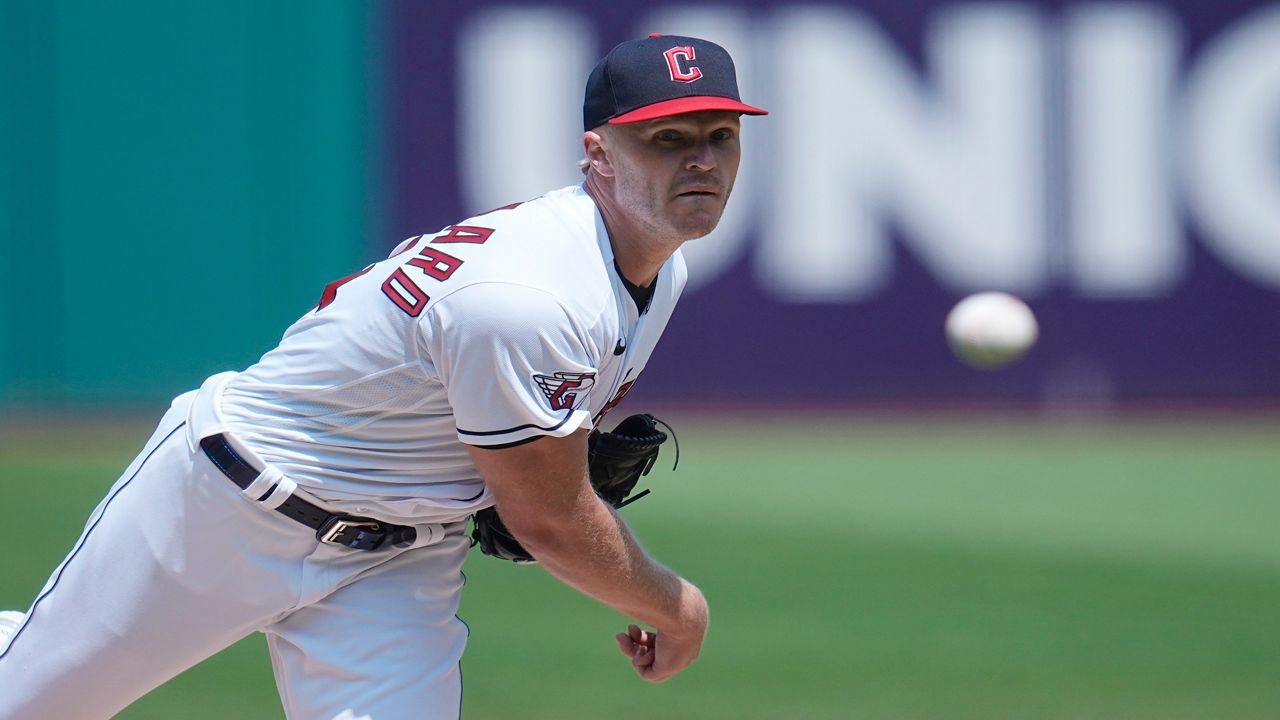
{"left": 582, "top": 129, "right": 615, "bottom": 178}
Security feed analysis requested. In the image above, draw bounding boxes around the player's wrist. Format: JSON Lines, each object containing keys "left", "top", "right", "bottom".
{"left": 661, "top": 579, "right": 708, "bottom": 639}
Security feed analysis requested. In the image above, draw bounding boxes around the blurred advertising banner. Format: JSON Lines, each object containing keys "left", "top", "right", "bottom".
{"left": 389, "top": 1, "right": 1280, "bottom": 410}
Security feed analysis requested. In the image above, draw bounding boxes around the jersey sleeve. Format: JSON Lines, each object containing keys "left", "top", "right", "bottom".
{"left": 419, "top": 283, "right": 600, "bottom": 447}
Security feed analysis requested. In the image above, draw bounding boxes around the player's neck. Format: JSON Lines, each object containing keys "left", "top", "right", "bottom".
{"left": 583, "top": 176, "right": 675, "bottom": 288}
{"left": 611, "top": 236, "right": 669, "bottom": 289}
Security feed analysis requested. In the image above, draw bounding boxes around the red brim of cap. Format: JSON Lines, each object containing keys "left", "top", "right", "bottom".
{"left": 608, "top": 96, "right": 769, "bottom": 125}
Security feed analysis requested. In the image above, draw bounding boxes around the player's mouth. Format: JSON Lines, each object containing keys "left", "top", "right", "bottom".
{"left": 674, "top": 187, "right": 719, "bottom": 199}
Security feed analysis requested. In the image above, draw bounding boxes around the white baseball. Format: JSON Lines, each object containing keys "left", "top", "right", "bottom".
{"left": 945, "top": 292, "right": 1038, "bottom": 369}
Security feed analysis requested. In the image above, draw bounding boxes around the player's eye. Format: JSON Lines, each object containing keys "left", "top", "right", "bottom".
{"left": 654, "top": 130, "right": 682, "bottom": 143}
{"left": 711, "top": 128, "right": 737, "bottom": 142}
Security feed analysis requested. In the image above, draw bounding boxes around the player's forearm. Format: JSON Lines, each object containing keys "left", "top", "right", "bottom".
{"left": 506, "top": 492, "right": 702, "bottom": 633}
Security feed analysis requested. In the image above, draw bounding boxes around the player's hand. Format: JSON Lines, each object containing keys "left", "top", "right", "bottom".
{"left": 614, "top": 584, "right": 709, "bottom": 682}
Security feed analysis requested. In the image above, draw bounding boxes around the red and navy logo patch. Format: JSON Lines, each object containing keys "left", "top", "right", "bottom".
{"left": 663, "top": 46, "right": 703, "bottom": 83}
{"left": 533, "top": 372, "right": 596, "bottom": 411}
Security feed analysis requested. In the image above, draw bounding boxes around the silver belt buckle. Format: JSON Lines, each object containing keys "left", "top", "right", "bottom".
{"left": 318, "top": 517, "right": 382, "bottom": 545}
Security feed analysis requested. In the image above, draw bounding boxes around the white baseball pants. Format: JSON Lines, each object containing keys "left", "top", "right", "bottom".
{"left": 0, "top": 391, "right": 472, "bottom": 720}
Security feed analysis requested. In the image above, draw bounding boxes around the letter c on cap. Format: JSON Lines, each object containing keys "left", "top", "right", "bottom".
{"left": 664, "top": 46, "right": 703, "bottom": 83}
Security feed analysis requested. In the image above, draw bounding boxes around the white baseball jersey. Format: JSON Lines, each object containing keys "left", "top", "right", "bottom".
{"left": 215, "top": 184, "right": 687, "bottom": 524}
{"left": 1, "top": 184, "right": 689, "bottom": 720}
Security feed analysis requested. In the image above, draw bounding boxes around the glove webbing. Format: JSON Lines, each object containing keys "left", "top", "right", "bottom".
{"left": 612, "top": 418, "right": 677, "bottom": 508}
{"left": 587, "top": 414, "right": 678, "bottom": 508}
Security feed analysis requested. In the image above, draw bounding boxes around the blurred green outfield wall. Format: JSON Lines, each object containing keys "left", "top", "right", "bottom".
{"left": 0, "top": 1, "right": 379, "bottom": 405}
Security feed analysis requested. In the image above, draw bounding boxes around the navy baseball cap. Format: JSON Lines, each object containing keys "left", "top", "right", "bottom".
{"left": 583, "top": 34, "right": 768, "bottom": 131}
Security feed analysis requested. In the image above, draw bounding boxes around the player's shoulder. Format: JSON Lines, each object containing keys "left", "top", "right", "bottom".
{"left": 426, "top": 282, "right": 584, "bottom": 338}
{"left": 427, "top": 185, "right": 612, "bottom": 315}
{"left": 419, "top": 280, "right": 610, "bottom": 374}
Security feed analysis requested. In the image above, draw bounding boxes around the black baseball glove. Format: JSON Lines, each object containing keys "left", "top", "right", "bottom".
{"left": 470, "top": 413, "right": 675, "bottom": 563}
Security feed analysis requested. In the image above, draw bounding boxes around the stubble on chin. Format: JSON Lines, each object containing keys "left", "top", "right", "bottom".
{"left": 673, "top": 197, "right": 729, "bottom": 241}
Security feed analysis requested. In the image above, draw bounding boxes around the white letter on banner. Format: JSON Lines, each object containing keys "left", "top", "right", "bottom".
{"left": 458, "top": 9, "right": 592, "bottom": 214}
{"left": 764, "top": 6, "right": 1047, "bottom": 301}
{"left": 1182, "top": 5, "right": 1280, "bottom": 290}
{"left": 637, "top": 8, "right": 763, "bottom": 293}
{"left": 1066, "top": 4, "right": 1184, "bottom": 298}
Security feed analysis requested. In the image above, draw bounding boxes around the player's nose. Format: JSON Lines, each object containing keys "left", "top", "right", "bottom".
{"left": 683, "top": 139, "right": 717, "bottom": 172}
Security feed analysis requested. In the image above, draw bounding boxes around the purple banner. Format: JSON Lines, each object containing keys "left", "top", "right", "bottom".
{"left": 390, "top": 0, "right": 1280, "bottom": 409}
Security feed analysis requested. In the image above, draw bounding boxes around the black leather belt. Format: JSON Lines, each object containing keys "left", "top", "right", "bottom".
{"left": 199, "top": 433, "right": 416, "bottom": 551}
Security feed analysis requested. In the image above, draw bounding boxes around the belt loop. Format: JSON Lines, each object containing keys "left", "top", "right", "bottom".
{"left": 256, "top": 472, "right": 297, "bottom": 511}
{"left": 239, "top": 465, "right": 281, "bottom": 503}
{"left": 200, "top": 432, "right": 415, "bottom": 551}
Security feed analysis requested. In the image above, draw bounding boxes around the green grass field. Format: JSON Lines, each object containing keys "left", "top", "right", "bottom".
{"left": 2, "top": 413, "right": 1278, "bottom": 719}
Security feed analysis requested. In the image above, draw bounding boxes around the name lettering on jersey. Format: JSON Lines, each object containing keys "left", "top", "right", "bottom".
{"left": 533, "top": 372, "right": 596, "bottom": 411}
{"left": 663, "top": 46, "right": 702, "bottom": 83}
{"left": 432, "top": 224, "right": 495, "bottom": 244}
{"left": 315, "top": 265, "right": 373, "bottom": 311}
{"left": 382, "top": 267, "right": 429, "bottom": 317}
{"left": 406, "top": 246, "right": 464, "bottom": 281}
{"left": 312, "top": 205, "right": 524, "bottom": 318}
{"left": 378, "top": 225, "right": 494, "bottom": 316}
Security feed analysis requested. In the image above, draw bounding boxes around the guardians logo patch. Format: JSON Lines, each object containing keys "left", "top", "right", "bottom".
{"left": 532, "top": 372, "right": 595, "bottom": 411}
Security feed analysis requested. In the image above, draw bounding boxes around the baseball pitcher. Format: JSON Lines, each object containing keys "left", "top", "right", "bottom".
{"left": 0, "top": 34, "right": 765, "bottom": 719}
